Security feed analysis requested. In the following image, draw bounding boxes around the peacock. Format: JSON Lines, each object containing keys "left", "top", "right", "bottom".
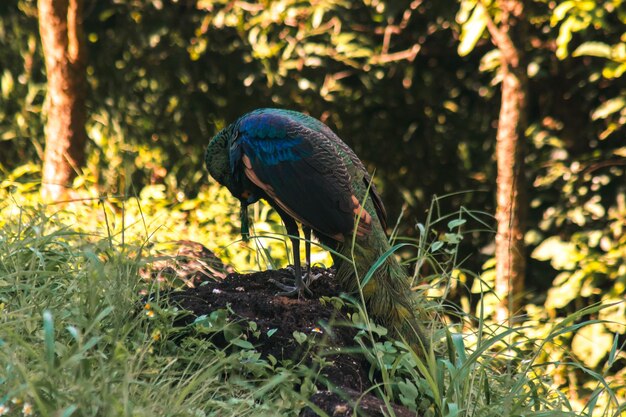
{"left": 204, "top": 108, "right": 429, "bottom": 351}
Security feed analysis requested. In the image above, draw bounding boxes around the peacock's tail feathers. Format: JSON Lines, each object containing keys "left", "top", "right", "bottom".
{"left": 335, "top": 227, "right": 431, "bottom": 354}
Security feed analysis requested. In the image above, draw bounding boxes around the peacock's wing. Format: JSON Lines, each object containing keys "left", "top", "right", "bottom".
{"left": 309, "top": 116, "right": 388, "bottom": 231}
{"left": 271, "top": 109, "right": 387, "bottom": 231}
{"left": 232, "top": 109, "right": 373, "bottom": 241}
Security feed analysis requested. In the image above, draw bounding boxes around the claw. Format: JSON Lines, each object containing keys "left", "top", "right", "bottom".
{"left": 287, "top": 264, "right": 322, "bottom": 285}
{"left": 304, "top": 270, "right": 324, "bottom": 285}
{"left": 269, "top": 272, "right": 312, "bottom": 298}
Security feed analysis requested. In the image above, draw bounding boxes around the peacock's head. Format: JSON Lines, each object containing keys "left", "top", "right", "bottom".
{"left": 205, "top": 126, "right": 233, "bottom": 188}
{"left": 205, "top": 122, "right": 255, "bottom": 242}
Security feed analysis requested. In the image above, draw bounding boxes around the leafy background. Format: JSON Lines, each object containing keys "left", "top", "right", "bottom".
{"left": 1, "top": 0, "right": 625, "bottom": 412}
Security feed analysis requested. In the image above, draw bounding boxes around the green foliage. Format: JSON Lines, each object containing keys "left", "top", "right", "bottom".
{"left": 1, "top": 0, "right": 625, "bottom": 412}
{"left": 457, "top": 0, "right": 488, "bottom": 57}
{"left": 0, "top": 0, "right": 45, "bottom": 171}
{"left": 2, "top": 0, "right": 495, "bottom": 225}
{"left": 550, "top": 0, "right": 626, "bottom": 139}
{"left": 342, "top": 207, "right": 623, "bottom": 417}
{"left": 1, "top": 185, "right": 624, "bottom": 416}
{"left": 0, "top": 200, "right": 321, "bottom": 416}
{"left": 454, "top": 2, "right": 626, "bottom": 404}
{"left": 1, "top": 161, "right": 305, "bottom": 276}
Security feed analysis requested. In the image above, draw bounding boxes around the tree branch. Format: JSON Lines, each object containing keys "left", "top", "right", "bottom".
{"left": 477, "top": 0, "right": 520, "bottom": 67}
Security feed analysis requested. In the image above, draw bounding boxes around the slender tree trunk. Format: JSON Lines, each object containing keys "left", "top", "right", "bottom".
{"left": 38, "top": 0, "right": 87, "bottom": 201}
{"left": 485, "top": 0, "right": 528, "bottom": 321}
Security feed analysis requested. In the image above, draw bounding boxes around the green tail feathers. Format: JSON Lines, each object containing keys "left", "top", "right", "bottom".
{"left": 335, "top": 228, "right": 431, "bottom": 353}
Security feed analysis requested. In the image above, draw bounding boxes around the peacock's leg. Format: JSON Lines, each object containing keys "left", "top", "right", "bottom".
{"left": 269, "top": 214, "right": 311, "bottom": 297}
{"left": 303, "top": 226, "right": 311, "bottom": 280}
{"left": 301, "top": 226, "right": 324, "bottom": 285}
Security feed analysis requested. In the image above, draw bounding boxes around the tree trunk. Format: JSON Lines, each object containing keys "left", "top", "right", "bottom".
{"left": 38, "top": 0, "right": 87, "bottom": 201}
{"left": 485, "top": 0, "right": 528, "bottom": 322}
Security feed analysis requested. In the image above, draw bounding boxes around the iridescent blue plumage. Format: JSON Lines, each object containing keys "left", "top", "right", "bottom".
{"left": 242, "top": 135, "right": 308, "bottom": 166}
{"left": 205, "top": 108, "right": 429, "bottom": 353}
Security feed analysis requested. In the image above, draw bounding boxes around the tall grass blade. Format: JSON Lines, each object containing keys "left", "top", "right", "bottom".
{"left": 42, "top": 309, "right": 55, "bottom": 370}
{"left": 359, "top": 242, "right": 412, "bottom": 289}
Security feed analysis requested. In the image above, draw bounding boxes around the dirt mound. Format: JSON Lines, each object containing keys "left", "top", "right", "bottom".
{"left": 169, "top": 267, "right": 370, "bottom": 392}
{"left": 169, "top": 268, "right": 416, "bottom": 416}
{"left": 151, "top": 242, "right": 414, "bottom": 416}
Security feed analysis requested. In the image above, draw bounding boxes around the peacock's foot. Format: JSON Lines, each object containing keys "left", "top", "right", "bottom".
{"left": 285, "top": 264, "right": 324, "bottom": 286}
{"left": 270, "top": 266, "right": 313, "bottom": 298}
{"left": 268, "top": 279, "right": 309, "bottom": 298}
{"left": 268, "top": 278, "right": 313, "bottom": 298}
{"left": 305, "top": 271, "right": 324, "bottom": 286}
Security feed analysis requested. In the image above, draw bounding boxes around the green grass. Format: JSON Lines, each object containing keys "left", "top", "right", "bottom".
{"left": 0, "top": 189, "right": 623, "bottom": 416}
{"left": 0, "top": 205, "right": 319, "bottom": 417}
{"left": 337, "top": 195, "right": 624, "bottom": 417}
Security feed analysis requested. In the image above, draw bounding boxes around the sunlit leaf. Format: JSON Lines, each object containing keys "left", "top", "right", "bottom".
{"left": 458, "top": 3, "right": 488, "bottom": 57}
{"left": 556, "top": 17, "right": 576, "bottom": 59}
{"left": 573, "top": 41, "right": 612, "bottom": 58}
{"left": 531, "top": 236, "right": 580, "bottom": 270}
{"left": 591, "top": 96, "right": 626, "bottom": 120}
{"left": 551, "top": 1, "right": 575, "bottom": 26}
{"left": 1, "top": 70, "right": 14, "bottom": 98}
{"left": 571, "top": 323, "right": 613, "bottom": 367}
